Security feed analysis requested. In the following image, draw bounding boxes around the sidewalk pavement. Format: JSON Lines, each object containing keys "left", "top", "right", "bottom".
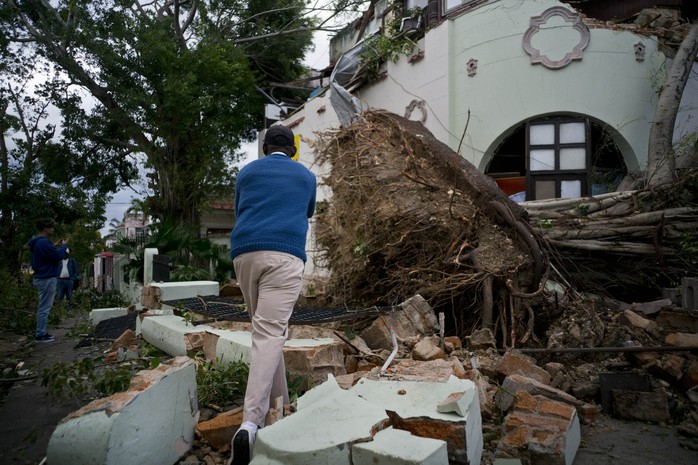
{"left": 0, "top": 318, "right": 85, "bottom": 465}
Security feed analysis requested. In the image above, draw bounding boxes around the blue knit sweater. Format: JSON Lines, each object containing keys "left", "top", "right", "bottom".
{"left": 230, "top": 153, "right": 316, "bottom": 262}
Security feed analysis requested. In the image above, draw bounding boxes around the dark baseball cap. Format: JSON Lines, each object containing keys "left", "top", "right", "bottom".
{"left": 264, "top": 125, "right": 295, "bottom": 147}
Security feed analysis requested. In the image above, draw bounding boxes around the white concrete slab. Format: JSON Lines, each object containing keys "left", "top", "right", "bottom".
{"left": 352, "top": 427, "right": 449, "bottom": 465}
{"left": 351, "top": 376, "right": 483, "bottom": 465}
{"left": 151, "top": 281, "right": 220, "bottom": 301}
{"left": 47, "top": 357, "right": 198, "bottom": 465}
{"left": 251, "top": 376, "right": 389, "bottom": 465}
{"left": 140, "top": 314, "right": 215, "bottom": 356}
{"left": 89, "top": 307, "right": 129, "bottom": 326}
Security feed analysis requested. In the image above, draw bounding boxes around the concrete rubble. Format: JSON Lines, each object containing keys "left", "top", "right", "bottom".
{"left": 47, "top": 357, "right": 198, "bottom": 465}
{"left": 60, "top": 280, "right": 698, "bottom": 465}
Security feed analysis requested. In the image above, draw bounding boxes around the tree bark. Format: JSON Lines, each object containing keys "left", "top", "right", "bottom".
{"left": 646, "top": 21, "right": 698, "bottom": 188}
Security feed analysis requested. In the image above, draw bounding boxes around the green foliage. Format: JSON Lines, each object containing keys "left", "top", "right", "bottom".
{"left": 41, "top": 357, "right": 137, "bottom": 402}
{"left": 359, "top": 4, "right": 421, "bottom": 79}
{"left": 0, "top": 269, "right": 36, "bottom": 335}
{"left": 2, "top": 0, "right": 315, "bottom": 229}
{"left": 112, "top": 219, "right": 232, "bottom": 284}
{"left": 195, "top": 356, "right": 249, "bottom": 407}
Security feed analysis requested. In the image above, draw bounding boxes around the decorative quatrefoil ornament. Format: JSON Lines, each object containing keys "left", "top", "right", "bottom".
{"left": 522, "top": 6, "right": 590, "bottom": 70}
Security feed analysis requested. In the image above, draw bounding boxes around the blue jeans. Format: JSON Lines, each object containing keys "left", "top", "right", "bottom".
{"left": 56, "top": 278, "right": 74, "bottom": 308}
{"left": 34, "top": 277, "right": 57, "bottom": 337}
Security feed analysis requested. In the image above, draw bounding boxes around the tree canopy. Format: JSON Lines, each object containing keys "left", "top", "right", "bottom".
{"left": 0, "top": 0, "right": 343, "bottom": 238}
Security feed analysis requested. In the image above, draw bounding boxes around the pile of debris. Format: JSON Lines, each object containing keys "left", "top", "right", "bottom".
{"left": 171, "top": 293, "right": 697, "bottom": 465}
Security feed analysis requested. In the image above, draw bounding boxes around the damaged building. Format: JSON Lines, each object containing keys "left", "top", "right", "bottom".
{"left": 264, "top": 0, "right": 698, "bottom": 293}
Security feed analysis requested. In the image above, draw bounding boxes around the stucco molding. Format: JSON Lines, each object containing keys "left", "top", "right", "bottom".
{"left": 522, "top": 6, "right": 590, "bottom": 70}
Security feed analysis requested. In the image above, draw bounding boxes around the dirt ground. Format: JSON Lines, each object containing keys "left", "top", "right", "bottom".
{"left": 574, "top": 417, "right": 698, "bottom": 465}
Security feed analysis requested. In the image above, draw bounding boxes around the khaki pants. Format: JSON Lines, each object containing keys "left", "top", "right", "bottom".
{"left": 233, "top": 251, "right": 304, "bottom": 427}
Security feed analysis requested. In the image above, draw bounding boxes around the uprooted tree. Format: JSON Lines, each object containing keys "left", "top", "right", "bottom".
{"left": 314, "top": 111, "right": 549, "bottom": 342}
{"left": 313, "top": 111, "right": 698, "bottom": 344}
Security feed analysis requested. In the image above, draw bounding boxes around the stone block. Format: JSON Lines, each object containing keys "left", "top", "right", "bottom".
{"left": 352, "top": 428, "right": 449, "bottom": 465}
{"left": 47, "top": 357, "right": 198, "bottom": 465}
{"left": 497, "top": 392, "right": 579, "bottom": 465}
{"left": 612, "top": 389, "right": 670, "bottom": 423}
{"left": 496, "top": 351, "right": 551, "bottom": 385}
{"left": 681, "top": 277, "right": 698, "bottom": 310}
{"left": 195, "top": 407, "right": 244, "bottom": 449}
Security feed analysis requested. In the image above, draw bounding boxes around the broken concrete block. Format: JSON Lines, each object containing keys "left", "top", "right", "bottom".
{"left": 464, "top": 369, "right": 495, "bottom": 420}
{"left": 251, "top": 375, "right": 390, "bottom": 465}
{"left": 665, "top": 332, "right": 698, "bottom": 347}
{"left": 619, "top": 309, "right": 659, "bottom": 334}
{"left": 681, "top": 277, "right": 698, "bottom": 310}
{"left": 153, "top": 281, "right": 220, "bottom": 305}
{"left": 283, "top": 338, "right": 347, "bottom": 389}
{"left": 196, "top": 406, "right": 244, "bottom": 449}
{"left": 655, "top": 309, "right": 698, "bottom": 332}
{"left": 682, "top": 359, "right": 698, "bottom": 390}
{"left": 140, "top": 314, "right": 215, "bottom": 356}
{"left": 444, "top": 336, "right": 463, "bottom": 350}
{"left": 496, "top": 350, "right": 551, "bottom": 385}
{"left": 437, "top": 391, "right": 469, "bottom": 417}
{"left": 360, "top": 294, "right": 439, "bottom": 351}
{"left": 380, "top": 358, "right": 467, "bottom": 382}
{"left": 497, "top": 392, "right": 580, "bottom": 465}
{"left": 413, "top": 338, "right": 446, "bottom": 361}
{"left": 47, "top": 357, "right": 198, "bottom": 465}
{"left": 495, "top": 374, "right": 584, "bottom": 413}
{"left": 645, "top": 354, "right": 685, "bottom": 384}
{"left": 351, "top": 376, "right": 482, "bottom": 465}
{"left": 631, "top": 299, "right": 672, "bottom": 315}
{"left": 111, "top": 329, "right": 136, "bottom": 350}
{"left": 599, "top": 372, "right": 652, "bottom": 413}
{"left": 612, "top": 389, "right": 670, "bottom": 423}
{"left": 140, "top": 284, "right": 162, "bottom": 309}
{"left": 352, "top": 428, "right": 449, "bottom": 465}
{"left": 466, "top": 328, "right": 496, "bottom": 350}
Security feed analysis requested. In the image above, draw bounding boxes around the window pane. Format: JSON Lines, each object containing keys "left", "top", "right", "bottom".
{"left": 560, "top": 122, "right": 585, "bottom": 144}
{"left": 560, "top": 147, "right": 586, "bottom": 170}
{"left": 561, "top": 180, "right": 581, "bottom": 198}
{"left": 530, "top": 149, "right": 555, "bottom": 171}
{"left": 529, "top": 124, "right": 555, "bottom": 145}
{"left": 444, "top": 0, "right": 461, "bottom": 11}
{"left": 535, "top": 180, "right": 556, "bottom": 200}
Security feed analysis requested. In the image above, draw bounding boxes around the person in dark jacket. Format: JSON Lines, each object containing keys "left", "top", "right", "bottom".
{"left": 228, "top": 124, "right": 316, "bottom": 465}
{"left": 56, "top": 256, "right": 79, "bottom": 309}
{"left": 27, "top": 219, "right": 69, "bottom": 342}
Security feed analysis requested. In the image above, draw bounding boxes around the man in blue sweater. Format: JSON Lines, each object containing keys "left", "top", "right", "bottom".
{"left": 27, "top": 218, "right": 70, "bottom": 342}
{"left": 228, "top": 124, "right": 316, "bottom": 465}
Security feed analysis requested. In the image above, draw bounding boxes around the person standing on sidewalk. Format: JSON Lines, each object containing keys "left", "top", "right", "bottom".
{"left": 56, "top": 256, "right": 79, "bottom": 309}
{"left": 228, "top": 124, "right": 316, "bottom": 465}
{"left": 27, "top": 219, "right": 69, "bottom": 343}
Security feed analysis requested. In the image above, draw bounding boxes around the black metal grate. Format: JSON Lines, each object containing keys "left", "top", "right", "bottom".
{"left": 162, "top": 295, "right": 392, "bottom": 325}
{"left": 94, "top": 313, "right": 138, "bottom": 339}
